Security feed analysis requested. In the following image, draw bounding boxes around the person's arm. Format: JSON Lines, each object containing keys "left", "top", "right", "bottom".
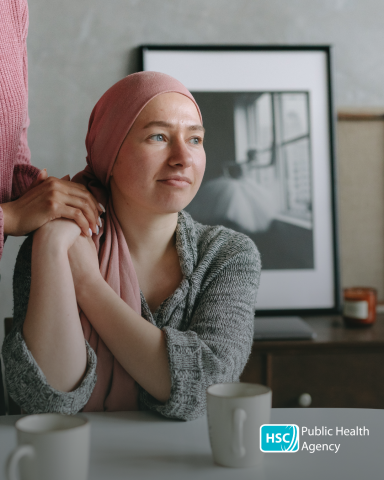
{"left": 1, "top": 232, "right": 97, "bottom": 414}
{"left": 68, "top": 235, "right": 172, "bottom": 403}
{"left": 68, "top": 232, "right": 261, "bottom": 418}
{"left": 0, "top": 207, "right": 5, "bottom": 262}
{"left": 15, "top": 0, "right": 31, "bottom": 169}
{"left": 0, "top": 0, "right": 33, "bottom": 262}
{"left": 0, "top": 0, "right": 102, "bottom": 262}
{"left": 22, "top": 219, "right": 90, "bottom": 391}
{"left": 140, "top": 236, "right": 261, "bottom": 420}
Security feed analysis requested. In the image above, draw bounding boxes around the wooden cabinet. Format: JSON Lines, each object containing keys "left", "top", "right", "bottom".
{"left": 240, "top": 315, "right": 384, "bottom": 408}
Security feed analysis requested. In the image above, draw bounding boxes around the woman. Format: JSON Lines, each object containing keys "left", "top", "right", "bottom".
{"left": 0, "top": 0, "right": 101, "bottom": 259}
{"left": 2, "top": 71, "right": 261, "bottom": 421}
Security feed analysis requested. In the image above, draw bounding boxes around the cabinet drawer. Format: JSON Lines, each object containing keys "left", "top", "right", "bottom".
{"left": 240, "top": 353, "right": 266, "bottom": 385}
{"left": 270, "top": 351, "right": 384, "bottom": 408}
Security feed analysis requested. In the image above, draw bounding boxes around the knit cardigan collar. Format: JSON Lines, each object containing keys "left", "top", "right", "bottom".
{"left": 175, "top": 209, "right": 198, "bottom": 279}
{"left": 140, "top": 209, "right": 198, "bottom": 323}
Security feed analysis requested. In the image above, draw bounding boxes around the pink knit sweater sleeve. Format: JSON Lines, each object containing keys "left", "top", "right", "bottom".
{"left": 12, "top": 0, "right": 39, "bottom": 199}
{"left": 15, "top": 0, "right": 31, "bottom": 168}
{"left": 0, "top": 207, "right": 4, "bottom": 261}
{"left": 0, "top": 0, "right": 39, "bottom": 261}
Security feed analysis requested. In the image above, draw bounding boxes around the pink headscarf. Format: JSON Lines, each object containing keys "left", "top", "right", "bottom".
{"left": 71, "top": 71, "right": 202, "bottom": 412}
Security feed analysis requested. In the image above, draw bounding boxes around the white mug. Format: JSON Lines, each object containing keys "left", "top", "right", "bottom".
{"left": 6, "top": 413, "right": 90, "bottom": 480}
{"left": 206, "top": 382, "right": 272, "bottom": 468}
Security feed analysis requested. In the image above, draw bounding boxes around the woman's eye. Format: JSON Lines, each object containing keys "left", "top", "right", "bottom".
{"left": 151, "top": 134, "right": 165, "bottom": 141}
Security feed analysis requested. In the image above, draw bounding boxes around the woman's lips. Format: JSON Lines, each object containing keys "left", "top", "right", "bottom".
{"left": 158, "top": 179, "right": 191, "bottom": 187}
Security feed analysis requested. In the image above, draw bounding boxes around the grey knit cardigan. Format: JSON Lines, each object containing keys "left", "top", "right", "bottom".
{"left": 2, "top": 209, "right": 261, "bottom": 421}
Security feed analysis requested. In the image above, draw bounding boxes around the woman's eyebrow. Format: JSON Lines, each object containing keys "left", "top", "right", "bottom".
{"left": 143, "top": 120, "right": 205, "bottom": 133}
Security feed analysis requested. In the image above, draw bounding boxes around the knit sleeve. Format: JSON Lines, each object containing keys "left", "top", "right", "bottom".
{"left": 139, "top": 235, "right": 261, "bottom": 421}
{"left": 11, "top": 164, "right": 40, "bottom": 200}
{"left": 1, "top": 235, "right": 98, "bottom": 414}
{"left": 11, "top": 0, "right": 40, "bottom": 200}
{"left": 0, "top": 206, "right": 4, "bottom": 261}
{"left": 14, "top": 0, "right": 31, "bottom": 167}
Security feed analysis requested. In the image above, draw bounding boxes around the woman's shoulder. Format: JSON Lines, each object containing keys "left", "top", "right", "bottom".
{"left": 179, "top": 210, "right": 261, "bottom": 270}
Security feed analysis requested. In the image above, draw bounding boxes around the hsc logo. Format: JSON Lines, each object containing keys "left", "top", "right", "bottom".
{"left": 260, "top": 424, "right": 300, "bottom": 452}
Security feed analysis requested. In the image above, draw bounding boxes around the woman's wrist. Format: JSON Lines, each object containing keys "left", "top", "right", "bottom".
{"left": 75, "top": 274, "right": 105, "bottom": 308}
{"left": 32, "top": 223, "right": 70, "bottom": 257}
{"left": 33, "top": 219, "right": 83, "bottom": 255}
{"left": 32, "top": 232, "right": 68, "bottom": 260}
{"left": 1, "top": 202, "right": 19, "bottom": 236}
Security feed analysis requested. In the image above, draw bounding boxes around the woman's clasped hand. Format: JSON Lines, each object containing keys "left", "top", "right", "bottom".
{"left": 67, "top": 224, "right": 102, "bottom": 297}
{"left": 34, "top": 217, "right": 102, "bottom": 305}
{"left": 1, "top": 169, "right": 103, "bottom": 238}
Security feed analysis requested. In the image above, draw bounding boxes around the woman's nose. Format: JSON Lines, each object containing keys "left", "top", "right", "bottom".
{"left": 168, "top": 138, "right": 193, "bottom": 167}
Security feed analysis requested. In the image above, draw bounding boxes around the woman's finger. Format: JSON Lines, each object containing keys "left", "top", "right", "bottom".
{"left": 52, "top": 190, "right": 101, "bottom": 234}
{"left": 66, "top": 180, "right": 104, "bottom": 213}
{"left": 53, "top": 204, "right": 93, "bottom": 237}
{"left": 43, "top": 177, "right": 101, "bottom": 229}
{"left": 7, "top": 175, "right": 104, "bottom": 237}
{"left": 67, "top": 185, "right": 102, "bottom": 221}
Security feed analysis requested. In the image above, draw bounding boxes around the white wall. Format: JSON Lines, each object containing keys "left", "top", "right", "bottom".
{"left": 2, "top": 0, "right": 384, "bottom": 343}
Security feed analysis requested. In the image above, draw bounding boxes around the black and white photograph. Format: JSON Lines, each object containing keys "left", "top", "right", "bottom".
{"left": 186, "top": 90, "right": 313, "bottom": 270}
{"left": 142, "top": 46, "right": 340, "bottom": 313}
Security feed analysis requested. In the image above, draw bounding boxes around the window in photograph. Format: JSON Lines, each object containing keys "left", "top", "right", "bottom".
{"left": 186, "top": 91, "right": 314, "bottom": 270}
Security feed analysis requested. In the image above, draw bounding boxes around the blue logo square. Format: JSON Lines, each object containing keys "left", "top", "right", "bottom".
{"left": 260, "top": 424, "right": 300, "bottom": 452}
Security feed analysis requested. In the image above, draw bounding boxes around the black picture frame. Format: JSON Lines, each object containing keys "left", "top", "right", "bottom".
{"left": 139, "top": 45, "right": 341, "bottom": 316}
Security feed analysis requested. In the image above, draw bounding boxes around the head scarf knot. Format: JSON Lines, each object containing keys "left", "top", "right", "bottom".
{"left": 71, "top": 71, "right": 202, "bottom": 412}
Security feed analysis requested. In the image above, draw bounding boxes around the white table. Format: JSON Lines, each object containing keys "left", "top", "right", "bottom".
{"left": 0, "top": 408, "right": 383, "bottom": 479}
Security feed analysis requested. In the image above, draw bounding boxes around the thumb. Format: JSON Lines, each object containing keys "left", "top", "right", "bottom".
{"left": 26, "top": 168, "right": 48, "bottom": 192}
{"left": 61, "top": 174, "right": 71, "bottom": 181}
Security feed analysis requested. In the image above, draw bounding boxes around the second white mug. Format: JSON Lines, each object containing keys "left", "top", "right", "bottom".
{"left": 6, "top": 413, "right": 90, "bottom": 480}
{"left": 207, "top": 382, "right": 272, "bottom": 468}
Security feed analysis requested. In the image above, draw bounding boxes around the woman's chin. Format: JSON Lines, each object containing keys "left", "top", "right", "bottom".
{"left": 150, "top": 200, "right": 190, "bottom": 215}
{"left": 151, "top": 193, "right": 195, "bottom": 214}
{"left": 156, "top": 204, "right": 187, "bottom": 215}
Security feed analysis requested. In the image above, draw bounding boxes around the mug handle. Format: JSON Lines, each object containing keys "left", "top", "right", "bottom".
{"left": 232, "top": 408, "right": 247, "bottom": 458}
{"left": 6, "top": 445, "right": 35, "bottom": 480}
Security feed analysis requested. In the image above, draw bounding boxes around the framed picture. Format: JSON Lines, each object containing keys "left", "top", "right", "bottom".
{"left": 140, "top": 45, "right": 341, "bottom": 316}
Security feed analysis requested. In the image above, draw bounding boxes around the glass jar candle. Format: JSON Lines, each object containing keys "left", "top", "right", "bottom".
{"left": 343, "top": 287, "right": 377, "bottom": 326}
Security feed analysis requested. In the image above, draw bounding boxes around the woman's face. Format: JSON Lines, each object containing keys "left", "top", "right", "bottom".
{"left": 110, "top": 92, "right": 206, "bottom": 215}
